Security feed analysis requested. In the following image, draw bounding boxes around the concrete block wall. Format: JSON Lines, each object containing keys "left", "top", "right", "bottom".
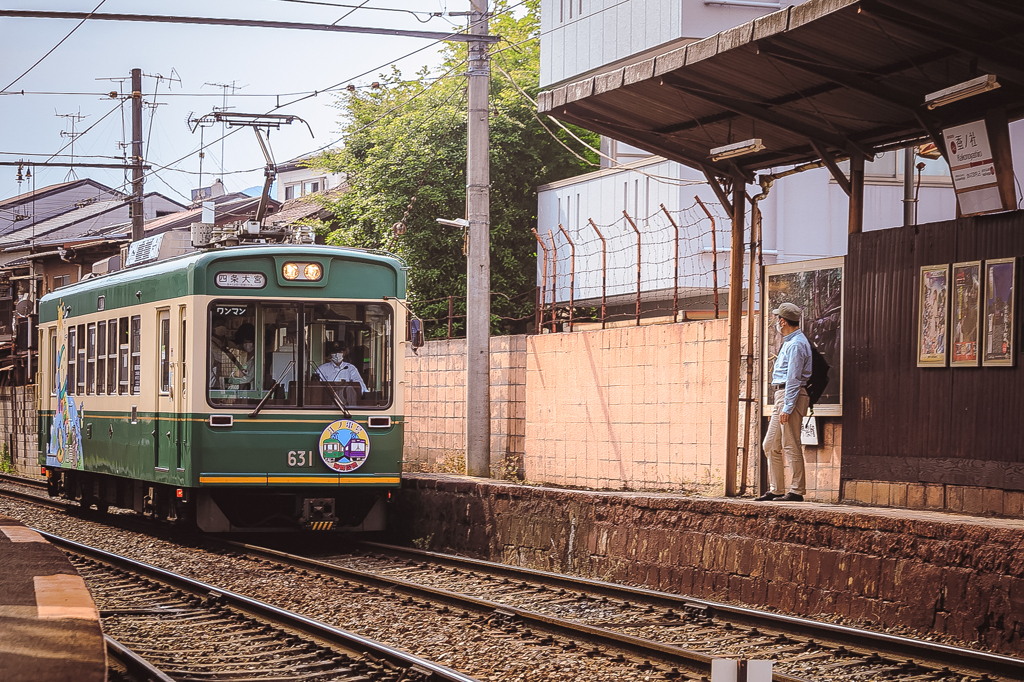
{"left": 798, "top": 418, "right": 841, "bottom": 502}
{"left": 403, "top": 336, "right": 527, "bottom": 477}
{"left": 524, "top": 319, "right": 756, "bottom": 494}
{"left": 843, "top": 479, "right": 1024, "bottom": 519}
{"left": 0, "top": 385, "right": 39, "bottom": 476}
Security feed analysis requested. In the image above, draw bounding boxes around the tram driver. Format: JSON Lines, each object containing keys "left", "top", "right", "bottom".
{"left": 315, "top": 341, "right": 368, "bottom": 394}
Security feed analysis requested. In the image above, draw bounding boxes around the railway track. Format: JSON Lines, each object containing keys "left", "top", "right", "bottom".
{"left": 49, "top": 531, "right": 478, "bottom": 682}
{"left": 4, "top": 476, "right": 1022, "bottom": 681}
{"left": 219, "top": 540, "right": 1022, "bottom": 682}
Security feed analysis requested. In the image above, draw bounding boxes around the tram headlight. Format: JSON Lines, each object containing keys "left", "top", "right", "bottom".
{"left": 303, "top": 263, "right": 323, "bottom": 281}
{"left": 282, "top": 262, "right": 300, "bottom": 280}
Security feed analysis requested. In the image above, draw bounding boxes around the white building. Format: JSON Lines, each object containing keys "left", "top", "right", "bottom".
{"left": 536, "top": 0, "right": 1018, "bottom": 318}
{"left": 276, "top": 155, "right": 345, "bottom": 203}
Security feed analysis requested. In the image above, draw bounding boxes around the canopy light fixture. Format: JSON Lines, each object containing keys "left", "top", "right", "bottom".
{"left": 925, "top": 75, "right": 1000, "bottom": 109}
{"left": 710, "top": 138, "right": 764, "bottom": 161}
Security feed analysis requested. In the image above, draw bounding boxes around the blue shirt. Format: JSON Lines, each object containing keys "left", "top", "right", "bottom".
{"left": 772, "top": 328, "right": 812, "bottom": 414}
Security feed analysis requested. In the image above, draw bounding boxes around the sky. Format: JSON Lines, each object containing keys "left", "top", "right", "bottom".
{"left": 0, "top": 0, "right": 472, "bottom": 206}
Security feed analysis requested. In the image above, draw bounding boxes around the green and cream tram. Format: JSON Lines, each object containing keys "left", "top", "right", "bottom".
{"left": 38, "top": 245, "right": 408, "bottom": 531}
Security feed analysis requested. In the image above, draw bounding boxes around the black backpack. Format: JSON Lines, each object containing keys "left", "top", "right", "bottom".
{"left": 805, "top": 344, "right": 830, "bottom": 407}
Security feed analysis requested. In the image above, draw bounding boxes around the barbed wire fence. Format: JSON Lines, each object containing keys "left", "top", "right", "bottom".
{"left": 536, "top": 197, "right": 743, "bottom": 332}
{"left": 407, "top": 197, "right": 754, "bottom": 340}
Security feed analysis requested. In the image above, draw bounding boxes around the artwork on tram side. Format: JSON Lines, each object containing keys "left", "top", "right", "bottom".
{"left": 982, "top": 257, "right": 1016, "bottom": 367}
{"left": 917, "top": 265, "right": 950, "bottom": 368}
{"left": 951, "top": 261, "right": 982, "bottom": 367}
{"left": 763, "top": 256, "right": 843, "bottom": 417}
{"left": 46, "top": 302, "right": 85, "bottom": 470}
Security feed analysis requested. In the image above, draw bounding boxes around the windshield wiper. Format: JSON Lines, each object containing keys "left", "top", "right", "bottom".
{"left": 248, "top": 361, "right": 294, "bottom": 418}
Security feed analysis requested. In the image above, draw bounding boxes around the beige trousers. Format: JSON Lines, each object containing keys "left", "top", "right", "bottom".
{"left": 762, "top": 388, "right": 809, "bottom": 495}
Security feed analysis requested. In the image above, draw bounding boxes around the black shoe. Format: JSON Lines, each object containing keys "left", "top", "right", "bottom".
{"left": 754, "top": 491, "right": 783, "bottom": 501}
{"left": 778, "top": 492, "right": 804, "bottom": 502}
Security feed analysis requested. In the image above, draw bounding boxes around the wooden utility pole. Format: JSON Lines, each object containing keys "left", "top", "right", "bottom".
{"left": 131, "top": 68, "right": 145, "bottom": 242}
{"left": 725, "top": 179, "right": 747, "bottom": 497}
{"left": 465, "top": 0, "right": 491, "bottom": 478}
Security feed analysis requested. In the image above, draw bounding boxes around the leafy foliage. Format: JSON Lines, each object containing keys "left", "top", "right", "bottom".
{"left": 310, "top": 0, "right": 597, "bottom": 335}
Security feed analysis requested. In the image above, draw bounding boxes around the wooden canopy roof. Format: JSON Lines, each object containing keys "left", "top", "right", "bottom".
{"left": 537, "top": 0, "right": 1024, "bottom": 182}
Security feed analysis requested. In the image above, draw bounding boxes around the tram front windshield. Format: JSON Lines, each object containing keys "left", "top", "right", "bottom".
{"left": 207, "top": 301, "right": 393, "bottom": 409}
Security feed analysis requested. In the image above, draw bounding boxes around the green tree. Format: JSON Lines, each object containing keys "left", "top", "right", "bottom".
{"left": 311, "top": 0, "right": 597, "bottom": 336}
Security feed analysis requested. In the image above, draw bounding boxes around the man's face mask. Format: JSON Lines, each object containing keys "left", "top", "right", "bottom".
{"left": 330, "top": 353, "right": 344, "bottom": 365}
{"left": 242, "top": 342, "right": 254, "bottom": 353}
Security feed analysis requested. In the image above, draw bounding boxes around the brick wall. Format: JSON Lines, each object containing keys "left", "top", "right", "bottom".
{"left": 797, "top": 418, "right": 841, "bottom": 502}
{"left": 403, "top": 336, "right": 526, "bottom": 477}
{"left": 393, "top": 473, "right": 1024, "bottom": 655}
{"left": 525, "top": 319, "right": 757, "bottom": 495}
{"left": 0, "top": 385, "right": 40, "bottom": 476}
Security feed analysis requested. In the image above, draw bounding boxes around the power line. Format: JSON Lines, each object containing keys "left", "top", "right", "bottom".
{"left": 1, "top": 0, "right": 107, "bottom": 93}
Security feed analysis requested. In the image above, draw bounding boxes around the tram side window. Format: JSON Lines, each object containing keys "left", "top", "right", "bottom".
{"left": 49, "top": 329, "right": 57, "bottom": 396}
{"left": 76, "top": 324, "right": 86, "bottom": 395}
{"left": 130, "top": 316, "right": 141, "bottom": 395}
{"left": 106, "top": 320, "right": 117, "bottom": 394}
{"left": 118, "top": 317, "right": 129, "bottom": 395}
{"left": 67, "top": 327, "right": 77, "bottom": 395}
{"left": 159, "top": 315, "right": 170, "bottom": 394}
{"left": 96, "top": 321, "right": 106, "bottom": 395}
{"left": 86, "top": 323, "right": 96, "bottom": 395}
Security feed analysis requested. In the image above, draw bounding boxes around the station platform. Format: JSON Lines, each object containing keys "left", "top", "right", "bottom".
{"left": 391, "top": 473, "right": 1024, "bottom": 656}
{"left": 0, "top": 516, "right": 105, "bottom": 682}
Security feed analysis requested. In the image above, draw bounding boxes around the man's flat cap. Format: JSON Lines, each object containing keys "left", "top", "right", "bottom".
{"left": 772, "top": 302, "right": 802, "bottom": 322}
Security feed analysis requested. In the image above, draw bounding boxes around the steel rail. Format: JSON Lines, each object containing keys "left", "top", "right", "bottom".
{"left": 40, "top": 531, "right": 480, "bottom": 682}
{"left": 104, "top": 635, "right": 177, "bottom": 682}
{"left": 0, "top": 484, "right": 66, "bottom": 510}
{"left": 0, "top": 472, "right": 47, "bottom": 489}
{"left": 220, "top": 540, "right": 812, "bottom": 681}
{"left": 360, "top": 542, "right": 1024, "bottom": 679}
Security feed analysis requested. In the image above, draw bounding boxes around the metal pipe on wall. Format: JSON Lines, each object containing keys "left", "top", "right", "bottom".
{"left": 622, "top": 210, "right": 642, "bottom": 326}
{"left": 695, "top": 196, "right": 720, "bottom": 319}
{"left": 532, "top": 228, "right": 549, "bottom": 333}
{"left": 660, "top": 204, "right": 680, "bottom": 323}
{"left": 557, "top": 223, "right": 575, "bottom": 332}
{"left": 587, "top": 219, "right": 607, "bottom": 329}
{"left": 547, "top": 229, "right": 558, "bottom": 333}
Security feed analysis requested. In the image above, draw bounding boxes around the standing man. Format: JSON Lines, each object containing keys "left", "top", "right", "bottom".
{"left": 757, "top": 302, "right": 812, "bottom": 502}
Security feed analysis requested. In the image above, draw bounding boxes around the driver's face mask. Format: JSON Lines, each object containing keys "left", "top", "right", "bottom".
{"left": 330, "top": 353, "right": 344, "bottom": 365}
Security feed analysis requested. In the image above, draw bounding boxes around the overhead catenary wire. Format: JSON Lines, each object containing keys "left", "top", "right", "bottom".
{"left": 0, "top": 0, "right": 107, "bottom": 94}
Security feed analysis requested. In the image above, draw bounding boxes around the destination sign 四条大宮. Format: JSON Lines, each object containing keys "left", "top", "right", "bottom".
{"left": 215, "top": 272, "right": 267, "bottom": 289}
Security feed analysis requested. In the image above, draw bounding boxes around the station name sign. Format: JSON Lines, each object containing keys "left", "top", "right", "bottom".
{"left": 215, "top": 272, "right": 267, "bottom": 289}
{"left": 943, "top": 110, "right": 1016, "bottom": 217}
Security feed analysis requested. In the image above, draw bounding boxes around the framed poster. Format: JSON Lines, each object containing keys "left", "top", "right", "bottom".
{"left": 982, "top": 257, "right": 1016, "bottom": 367}
{"left": 763, "top": 256, "right": 843, "bottom": 417}
{"left": 917, "top": 265, "right": 949, "bottom": 367}
{"left": 951, "top": 261, "right": 981, "bottom": 367}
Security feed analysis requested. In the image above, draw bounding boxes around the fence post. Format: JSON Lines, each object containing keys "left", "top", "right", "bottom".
{"left": 695, "top": 196, "right": 720, "bottom": 319}
{"left": 622, "top": 210, "right": 642, "bottom": 326}
{"left": 587, "top": 219, "right": 607, "bottom": 329}
{"left": 660, "top": 204, "right": 680, "bottom": 323}
{"left": 547, "top": 229, "right": 558, "bottom": 333}
{"left": 557, "top": 223, "right": 575, "bottom": 332}
{"left": 531, "top": 228, "right": 549, "bottom": 334}
{"left": 447, "top": 295, "right": 453, "bottom": 339}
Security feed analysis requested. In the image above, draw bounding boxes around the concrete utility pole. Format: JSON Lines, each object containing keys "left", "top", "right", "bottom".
{"left": 465, "top": 0, "right": 491, "bottom": 478}
{"left": 131, "top": 68, "right": 145, "bottom": 242}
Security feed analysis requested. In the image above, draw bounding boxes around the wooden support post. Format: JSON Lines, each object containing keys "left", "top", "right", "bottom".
{"left": 725, "top": 179, "right": 746, "bottom": 497}
{"left": 848, "top": 154, "right": 864, "bottom": 235}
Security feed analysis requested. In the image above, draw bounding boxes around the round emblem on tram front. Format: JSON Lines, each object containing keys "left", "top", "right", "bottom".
{"left": 318, "top": 419, "right": 371, "bottom": 473}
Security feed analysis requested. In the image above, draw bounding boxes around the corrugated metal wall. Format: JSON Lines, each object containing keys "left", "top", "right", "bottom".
{"left": 844, "top": 210, "right": 1024, "bottom": 490}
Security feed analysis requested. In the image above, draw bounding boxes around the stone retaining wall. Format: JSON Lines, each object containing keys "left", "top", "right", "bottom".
{"left": 392, "top": 473, "right": 1024, "bottom": 655}
{"left": 0, "top": 385, "right": 38, "bottom": 476}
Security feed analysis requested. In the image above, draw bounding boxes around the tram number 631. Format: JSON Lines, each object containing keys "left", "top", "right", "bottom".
{"left": 287, "top": 450, "right": 315, "bottom": 467}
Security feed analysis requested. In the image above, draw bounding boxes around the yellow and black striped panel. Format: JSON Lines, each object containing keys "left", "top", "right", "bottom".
{"left": 307, "top": 521, "right": 335, "bottom": 531}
